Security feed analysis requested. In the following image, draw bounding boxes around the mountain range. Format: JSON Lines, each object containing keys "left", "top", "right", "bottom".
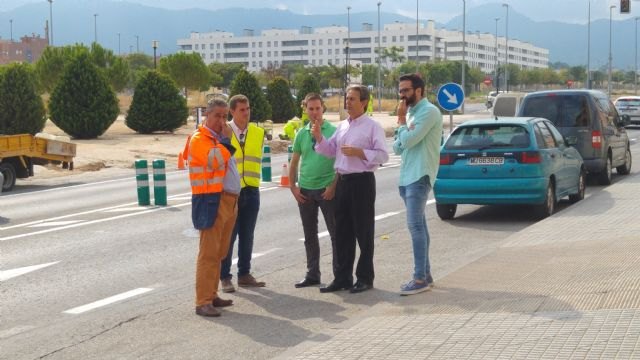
{"left": 0, "top": 0, "right": 637, "bottom": 70}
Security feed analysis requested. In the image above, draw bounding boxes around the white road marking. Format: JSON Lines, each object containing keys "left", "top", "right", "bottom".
{"left": 29, "top": 220, "right": 84, "bottom": 228}
{"left": 0, "top": 325, "right": 36, "bottom": 339}
{"left": 231, "top": 248, "right": 281, "bottom": 265}
{"left": 63, "top": 288, "right": 153, "bottom": 314}
{"left": 103, "top": 207, "right": 156, "bottom": 213}
{"left": 0, "top": 261, "right": 60, "bottom": 282}
{"left": 0, "top": 203, "right": 191, "bottom": 242}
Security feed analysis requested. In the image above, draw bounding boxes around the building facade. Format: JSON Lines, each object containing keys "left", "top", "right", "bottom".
{"left": 0, "top": 31, "right": 49, "bottom": 65}
{"left": 177, "top": 21, "right": 549, "bottom": 74}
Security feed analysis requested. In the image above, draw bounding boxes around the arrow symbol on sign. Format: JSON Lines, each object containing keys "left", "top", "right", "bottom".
{"left": 443, "top": 89, "right": 458, "bottom": 105}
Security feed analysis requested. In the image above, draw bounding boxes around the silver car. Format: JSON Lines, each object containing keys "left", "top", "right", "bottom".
{"left": 614, "top": 96, "right": 640, "bottom": 126}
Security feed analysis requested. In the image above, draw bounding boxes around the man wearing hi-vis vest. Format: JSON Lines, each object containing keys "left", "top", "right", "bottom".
{"left": 187, "top": 99, "right": 241, "bottom": 317}
{"left": 220, "top": 94, "right": 266, "bottom": 292}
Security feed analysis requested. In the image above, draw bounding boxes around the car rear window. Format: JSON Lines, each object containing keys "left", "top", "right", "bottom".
{"left": 520, "top": 95, "right": 590, "bottom": 127}
{"left": 616, "top": 99, "right": 640, "bottom": 107}
{"left": 444, "top": 124, "right": 531, "bottom": 150}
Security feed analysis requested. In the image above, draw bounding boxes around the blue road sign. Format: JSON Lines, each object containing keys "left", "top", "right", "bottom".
{"left": 437, "top": 83, "right": 465, "bottom": 112}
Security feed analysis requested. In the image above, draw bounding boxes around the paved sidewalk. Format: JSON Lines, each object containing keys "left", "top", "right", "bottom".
{"left": 280, "top": 173, "right": 640, "bottom": 359}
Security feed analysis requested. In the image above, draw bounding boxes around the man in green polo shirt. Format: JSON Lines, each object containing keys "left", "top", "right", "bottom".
{"left": 289, "top": 93, "right": 338, "bottom": 288}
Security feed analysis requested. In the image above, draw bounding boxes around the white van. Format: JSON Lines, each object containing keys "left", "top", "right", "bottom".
{"left": 492, "top": 92, "right": 527, "bottom": 117}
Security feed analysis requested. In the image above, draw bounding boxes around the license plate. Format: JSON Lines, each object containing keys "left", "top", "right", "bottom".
{"left": 469, "top": 157, "right": 504, "bottom": 165}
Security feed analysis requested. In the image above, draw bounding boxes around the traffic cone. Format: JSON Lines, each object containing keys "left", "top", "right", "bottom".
{"left": 279, "top": 163, "right": 290, "bottom": 187}
{"left": 178, "top": 152, "right": 185, "bottom": 170}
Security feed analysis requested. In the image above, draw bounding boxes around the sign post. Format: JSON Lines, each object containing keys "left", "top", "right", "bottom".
{"left": 437, "top": 83, "right": 465, "bottom": 134}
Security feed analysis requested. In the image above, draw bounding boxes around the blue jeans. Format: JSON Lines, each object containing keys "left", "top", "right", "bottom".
{"left": 399, "top": 175, "right": 431, "bottom": 281}
{"left": 221, "top": 186, "right": 260, "bottom": 280}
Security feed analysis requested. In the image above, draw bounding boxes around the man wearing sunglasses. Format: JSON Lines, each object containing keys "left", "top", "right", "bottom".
{"left": 393, "top": 73, "right": 442, "bottom": 296}
{"left": 289, "top": 93, "right": 338, "bottom": 288}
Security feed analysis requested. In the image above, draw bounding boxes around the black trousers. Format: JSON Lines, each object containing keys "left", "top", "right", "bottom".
{"left": 333, "top": 172, "right": 376, "bottom": 286}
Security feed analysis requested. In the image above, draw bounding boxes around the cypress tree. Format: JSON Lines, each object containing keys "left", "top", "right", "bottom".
{"left": 266, "top": 77, "right": 296, "bottom": 123}
{"left": 229, "top": 69, "right": 272, "bottom": 122}
{"left": 0, "top": 63, "right": 46, "bottom": 135}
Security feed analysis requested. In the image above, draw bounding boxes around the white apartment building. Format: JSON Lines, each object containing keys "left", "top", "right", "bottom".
{"left": 176, "top": 20, "right": 549, "bottom": 74}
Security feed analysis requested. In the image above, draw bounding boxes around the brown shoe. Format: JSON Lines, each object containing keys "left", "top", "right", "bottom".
{"left": 195, "top": 304, "right": 221, "bottom": 317}
{"left": 221, "top": 278, "right": 235, "bottom": 293}
{"left": 238, "top": 274, "right": 266, "bottom": 287}
{"left": 212, "top": 297, "right": 233, "bottom": 307}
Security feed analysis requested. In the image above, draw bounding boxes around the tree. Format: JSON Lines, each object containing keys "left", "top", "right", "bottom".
{"left": 295, "top": 74, "right": 321, "bottom": 117}
{"left": 229, "top": 69, "right": 271, "bottom": 121}
{"left": 35, "top": 44, "right": 131, "bottom": 93}
{"left": 159, "top": 52, "right": 211, "bottom": 97}
{"left": 126, "top": 71, "right": 188, "bottom": 133}
{"left": 49, "top": 53, "right": 119, "bottom": 139}
{"left": 266, "top": 77, "right": 296, "bottom": 123}
{"left": 567, "top": 66, "right": 586, "bottom": 83}
{"left": 376, "top": 46, "right": 405, "bottom": 68}
{"left": 0, "top": 63, "right": 46, "bottom": 135}
{"left": 208, "top": 62, "right": 245, "bottom": 89}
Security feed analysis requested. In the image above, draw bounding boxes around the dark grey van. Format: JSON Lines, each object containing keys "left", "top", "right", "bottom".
{"left": 517, "top": 90, "right": 632, "bottom": 185}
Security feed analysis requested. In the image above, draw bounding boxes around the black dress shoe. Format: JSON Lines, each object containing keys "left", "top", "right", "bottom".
{"left": 319, "top": 281, "right": 351, "bottom": 293}
{"left": 295, "top": 278, "right": 320, "bottom": 288}
{"left": 349, "top": 281, "right": 373, "bottom": 293}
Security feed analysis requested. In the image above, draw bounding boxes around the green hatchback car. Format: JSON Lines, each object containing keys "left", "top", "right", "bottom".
{"left": 434, "top": 117, "right": 585, "bottom": 220}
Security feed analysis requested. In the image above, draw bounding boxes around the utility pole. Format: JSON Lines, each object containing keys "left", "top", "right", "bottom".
{"left": 502, "top": 3, "right": 509, "bottom": 92}
{"left": 461, "top": 0, "right": 466, "bottom": 114}
{"left": 93, "top": 13, "right": 98, "bottom": 43}
{"left": 48, "top": 0, "right": 54, "bottom": 46}
{"left": 377, "top": 2, "right": 382, "bottom": 113}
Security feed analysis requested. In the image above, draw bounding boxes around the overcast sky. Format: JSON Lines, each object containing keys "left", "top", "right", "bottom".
{"left": 1, "top": 0, "right": 636, "bottom": 24}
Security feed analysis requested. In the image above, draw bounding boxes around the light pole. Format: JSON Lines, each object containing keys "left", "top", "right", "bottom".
{"left": 587, "top": 0, "right": 591, "bottom": 88}
{"left": 135, "top": 35, "right": 139, "bottom": 53}
{"left": 152, "top": 40, "right": 158, "bottom": 69}
{"left": 47, "top": 0, "right": 53, "bottom": 46}
{"left": 344, "top": 5, "right": 351, "bottom": 104}
{"left": 635, "top": 17, "right": 639, "bottom": 95}
{"left": 495, "top": 18, "right": 500, "bottom": 93}
{"left": 461, "top": 0, "right": 466, "bottom": 114}
{"left": 117, "top": 33, "right": 121, "bottom": 55}
{"left": 93, "top": 13, "right": 98, "bottom": 43}
{"left": 502, "top": 3, "right": 509, "bottom": 92}
{"left": 377, "top": 1, "right": 382, "bottom": 113}
{"left": 9, "top": 19, "right": 12, "bottom": 42}
{"left": 608, "top": 5, "right": 615, "bottom": 98}
{"left": 415, "top": 0, "right": 419, "bottom": 69}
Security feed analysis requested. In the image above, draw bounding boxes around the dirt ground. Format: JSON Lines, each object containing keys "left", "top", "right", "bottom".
{"left": 32, "top": 117, "right": 293, "bottom": 180}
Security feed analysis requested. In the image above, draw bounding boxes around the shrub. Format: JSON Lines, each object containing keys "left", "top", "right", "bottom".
{"left": 229, "top": 69, "right": 271, "bottom": 121}
{"left": 0, "top": 63, "right": 46, "bottom": 135}
{"left": 266, "top": 77, "right": 296, "bottom": 123}
{"left": 126, "top": 71, "right": 188, "bottom": 133}
{"left": 49, "top": 53, "right": 119, "bottom": 139}
{"left": 296, "top": 74, "right": 321, "bottom": 117}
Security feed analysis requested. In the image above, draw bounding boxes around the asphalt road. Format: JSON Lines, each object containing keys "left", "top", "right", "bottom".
{"left": 1, "top": 129, "right": 639, "bottom": 359}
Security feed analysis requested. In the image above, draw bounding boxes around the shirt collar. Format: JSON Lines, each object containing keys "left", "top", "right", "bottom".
{"left": 347, "top": 113, "right": 368, "bottom": 124}
{"left": 303, "top": 119, "right": 328, "bottom": 130}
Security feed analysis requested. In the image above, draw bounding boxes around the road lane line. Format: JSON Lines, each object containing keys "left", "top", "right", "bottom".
{"left": 231, "top": 248, "right": 281, "bottom": 265}
{"left": 29, "top": 220, "right": 85, "bottom": 227}
{"left": 0, "top": 325, "right": 36, "bottom": 339}
{"left": 0, "top": 261, "right": 60, "bottom": 282}
{"left": 63, "top": 288, "right": 153, "bottom": 314}
{"left": 0, "top": 203, "right": 191, "bottom": 242}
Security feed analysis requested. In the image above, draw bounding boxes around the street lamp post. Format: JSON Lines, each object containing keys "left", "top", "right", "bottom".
{"left": 502, "top": 3, "right": 509, "bottom": 92}
{"left": 47, "top": 0, "right": 53, "bottom": 46}
{"left": 117, "top": 33, "right": 121, "bottom": 55}
{"left": 587, "top": 0, "right": 591, "bottom": 89}
{"left": 461, "top": 0, "right": 466, "bottom": 114}
{"left": 9, "top": 19, "right": 12, "bottom": 42}
{"left": 93, "top": 13, "right": 98, "bottom": 43}
{"left": 635, "top": 17, "right": 639, "bottom": 95}
{"left": 415, "top": 0, "right": 419, "bottom": 69}
{"left": 377, "top": 1, "right": 382, "bottom": 113}
{"left": 494, "top": 18, "right": 500, "bottom": 93}
{"left": 343, "top": 6, "right": 351, "bottom": 112}
{"left": 152, "top": 40, "right": 158, "bottom": 69}
{"left": 608, "top": 5, "right": 616, "bottom": 98}
{"left": 135, "top": 35, "right": 139, "bottom": 53}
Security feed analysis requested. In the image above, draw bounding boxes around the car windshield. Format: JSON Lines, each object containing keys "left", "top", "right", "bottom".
{"left": 445, "top": 124, "right": 531, "bottom": 150}
{"left": 616, "top": 99, "right": 640, "bottom": 107}
{"left": 520, "top": 94, "right": 589, "bottom": 127}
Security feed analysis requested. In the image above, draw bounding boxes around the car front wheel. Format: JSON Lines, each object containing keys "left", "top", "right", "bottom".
{"left": 436, "top": 203, "right": 457, "bottom": 220}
